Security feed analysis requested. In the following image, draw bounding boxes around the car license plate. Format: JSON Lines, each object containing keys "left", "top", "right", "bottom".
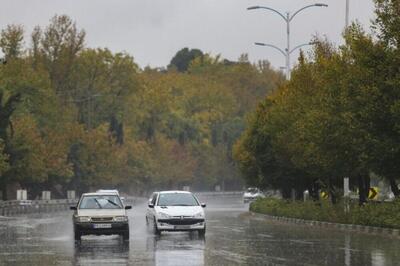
{"left": 174, "top": 225, "right": 190, "bottom": 230}
{"left": 93, "top": 223, "right": 112, "bottom": 229}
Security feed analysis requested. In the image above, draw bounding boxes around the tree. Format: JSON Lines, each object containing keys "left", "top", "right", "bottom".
{"left": 363, "top": 0, "right": 400, "bottom": 197}
{"left": 168, "top": 48, "right": 203, "bottom": 72}
{"left": 233, "top": 98, "right": 310, "bottom": 199}
{"left": 0, "top": 24, "right": 25, "bottom": 60}
{"left": 38, "top": 15, "right": 85, "bottom": 93}
{"left": 374, "top": 0, "right": 400, "bottom": 48}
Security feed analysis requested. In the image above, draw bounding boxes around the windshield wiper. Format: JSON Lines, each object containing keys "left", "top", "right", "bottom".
{"left": 94, "top": 198, "right": 102, "bottom": 209}
{"left": 172, "top": 204, "right": 191, "bottom": 206}
{"left": 106, "top": 199, "right": 121, "bottom": 208}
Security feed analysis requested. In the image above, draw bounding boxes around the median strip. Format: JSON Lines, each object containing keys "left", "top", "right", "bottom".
{"left": 249, "top": 198, "right": 400, "bottom": 238}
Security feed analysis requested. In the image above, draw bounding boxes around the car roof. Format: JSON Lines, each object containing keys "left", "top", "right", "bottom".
{"left": 82, "top": 192, "right": 120, "bottom": 196}
{"left": 158, "top": 190, "right": 192, "bottom": 194}
{"left": 96, "top": 189, "right": 119, "bottom": 194}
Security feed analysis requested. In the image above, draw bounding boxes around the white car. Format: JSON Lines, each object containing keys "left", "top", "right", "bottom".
{"left": 243, "top": 187, "right": 264, "bottom": 203}
{"left": 146, "top": 191, "right": 206, "bottom": 236}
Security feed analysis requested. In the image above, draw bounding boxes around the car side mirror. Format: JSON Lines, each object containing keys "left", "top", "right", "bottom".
{"left": 148, "top": 203, "right": 154, "bottom": 208}
{"left": 201, "top": 203, "right": 206, "bottom": 208}
{"left": 70, "top": 206, "right": 77, "bottom": 210}
{"left": 125, "top": 205, "right": 132, "bottom": 210}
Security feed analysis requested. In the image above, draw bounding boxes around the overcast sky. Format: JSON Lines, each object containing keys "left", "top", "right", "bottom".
{"left": 0, "top": 0, "right": 375, "bottom": 70}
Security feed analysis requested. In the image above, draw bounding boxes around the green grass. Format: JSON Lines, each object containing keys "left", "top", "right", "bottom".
{"left": 250, "top": 198, "right": 400, "bottom": 229}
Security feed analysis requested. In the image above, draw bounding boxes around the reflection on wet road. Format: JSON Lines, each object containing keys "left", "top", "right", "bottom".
{"left": 1, "top": 196, "right": 400, "bottom": 265}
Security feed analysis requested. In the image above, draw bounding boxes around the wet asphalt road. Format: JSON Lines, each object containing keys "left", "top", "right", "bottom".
{"left": 1, "top": 196, "right": 400, "bottom": 266}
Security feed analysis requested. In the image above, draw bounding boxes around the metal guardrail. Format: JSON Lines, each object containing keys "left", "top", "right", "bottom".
{"left": 0, "top": 199, "right": 79, "bottom": 216}
{"left": 0, "top": 196, "right": 139, "bottom": 217}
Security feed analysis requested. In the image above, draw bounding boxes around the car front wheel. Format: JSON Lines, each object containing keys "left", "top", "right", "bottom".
{"left": 198, "top": 225, "right": 206, "bottom": 237}
{"left": 74, "top": 229, "right": 81, "bottom": 241}
{"left": 122, "top": 230, "right": 129, "bottom": 241}
{"left": 154, "top": 219, "right": 161, "bottom": 235}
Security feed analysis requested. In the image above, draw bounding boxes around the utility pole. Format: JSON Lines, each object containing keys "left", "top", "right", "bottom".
{"left": 286, "top": 12, "right": 290, "bottom": 79}
{"left": 345, "top": 0, "right": 350, "bottom": 28}
{"left": 254, "top": 42, "right": 314, "bottom": 79}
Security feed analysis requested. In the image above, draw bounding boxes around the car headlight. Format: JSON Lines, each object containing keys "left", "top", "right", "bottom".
{"left": 194, "top": 212, "right": 204, "bottom": 218}
{"left": 77, "top": 216, "right": 91, "bottom": 222}
{"left": 158, "top": 212, "right": 170, "bottom": 219}
{"left": 114, "top": 216, "right": 128, "bottom": 222}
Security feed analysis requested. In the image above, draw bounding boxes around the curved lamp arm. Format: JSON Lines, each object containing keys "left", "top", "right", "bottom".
{"left": 289, "top": 43, "right": 315, "bottom": 54}
{"left": 255, "top": 42, "right": 287, "bottom": 57}
{"left": 290, "top": 3, "right": 328, "bottom": 22}
{"left": 247, "top": 6, "right": 287, "bottom": 22}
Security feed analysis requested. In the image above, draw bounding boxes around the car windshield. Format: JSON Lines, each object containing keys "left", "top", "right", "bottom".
{"left": 247, "top": 188, "right": 259, "bottom": 193}
{"left": 79, "top": 195, "right": 122, "bottom": 209}
{"left": 157, "top": 193, "right": 199, "bottom": 206}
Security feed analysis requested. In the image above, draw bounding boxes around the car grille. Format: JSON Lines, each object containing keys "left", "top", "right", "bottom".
{"left": 172, "top": 215, "right": 192, "bottom": 219}
{"left": 91, "top": 217, "right": 114, "bottom": 222}
{"left": 158, "top": 217, "right": 204, "bottom": 225}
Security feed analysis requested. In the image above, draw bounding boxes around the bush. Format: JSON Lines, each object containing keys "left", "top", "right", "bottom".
{"left": 250, "top": 198, "right": 400, "bottom": 229}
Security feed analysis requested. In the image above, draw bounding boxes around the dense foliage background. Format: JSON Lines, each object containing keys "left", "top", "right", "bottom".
{"left": 0, "top": 16, "right": 284, "bottom": 199}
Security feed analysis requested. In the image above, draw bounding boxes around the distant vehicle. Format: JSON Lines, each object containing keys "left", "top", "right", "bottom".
{"left": 96, "top": 189, "right": 125, "bottom": 202}
{"left": 70, "top": 191, "right": 132, "bottom": 241}
{"left": 96, "top": 189, "right": 119, "bottom": 195}
{"left": 243, "top": 187, "right": 264, "bottom": 203}
{"left": 146, "top": 191, "right": 206, "bottom": 236}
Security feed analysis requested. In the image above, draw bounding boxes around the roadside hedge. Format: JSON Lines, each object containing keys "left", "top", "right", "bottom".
{"left": 250, "top": 198, "right": 400, "bottom": 229}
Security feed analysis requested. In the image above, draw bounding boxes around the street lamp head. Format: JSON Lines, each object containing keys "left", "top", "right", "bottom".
{"left": 247, "top": 6, "right": 260, "bottom": 10}
{"left": 315, "top": 3, "right": 328, "bottom": 7}
{"left": 254, "top": 42, "right": 266, "bottom": 46}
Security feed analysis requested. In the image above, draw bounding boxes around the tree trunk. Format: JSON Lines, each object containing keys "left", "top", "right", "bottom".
{"left": 295, "top": 187, "right": 305, "bottom": 201}
{"left": 309, "top": 180, "right": 320, "bottom": 201}
{"left": 358, "top": 174, "right": 370, "bottom": 206}
{"left": 0, "top": 180, "right": 6, "bottom": 200}
{"left": 389, "top": 178, "right": 400, "bottom": 197}
{"left": 281, "top": 187, "right": 291, "bottom": 199}
{"left": 329, "top": 182, "right": 337, "bottom": 204}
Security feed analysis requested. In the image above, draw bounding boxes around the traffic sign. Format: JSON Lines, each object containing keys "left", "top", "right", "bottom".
{"left": 320, "top": 191, "right": 329, "bottom": 199}
{"left": 368, "top": 187, "right": 378, "bottom": 200}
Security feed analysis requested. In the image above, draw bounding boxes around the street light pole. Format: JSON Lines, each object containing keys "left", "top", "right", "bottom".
{"left": 345, "top": 0, "right": 350, "bottom": 28}
{"left": 255, "top": 42, "right": 314, "bottom": 75}
{"left": 286, "top": 12, "right": 290, "bottom": 79}
{"left": 247, "top": 3, "right": 328, "bottom": 79}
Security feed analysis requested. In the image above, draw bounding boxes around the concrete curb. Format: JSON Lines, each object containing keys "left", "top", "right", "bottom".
{"left": 250, "top": 211, "right": 400, "bottom": 238}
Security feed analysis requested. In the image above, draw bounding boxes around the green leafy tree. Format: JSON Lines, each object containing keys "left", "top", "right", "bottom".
{"left": 168, "top": 48, "right": 203, "bottom": 72}
{"left": 36, "top": 15, "right": 85, "bottom": 94}
{"left": 0, "top": 24, "right": 24, "bottom": 60}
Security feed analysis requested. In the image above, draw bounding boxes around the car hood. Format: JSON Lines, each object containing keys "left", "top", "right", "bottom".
{"left": 155, "top": 206, "right": 204, "bottom": 216}
{"left": 77, "top": 209, "right": 126, "bottom": 217}
{"left": 244, "top": 192, "right": 261, "bottom": 197}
